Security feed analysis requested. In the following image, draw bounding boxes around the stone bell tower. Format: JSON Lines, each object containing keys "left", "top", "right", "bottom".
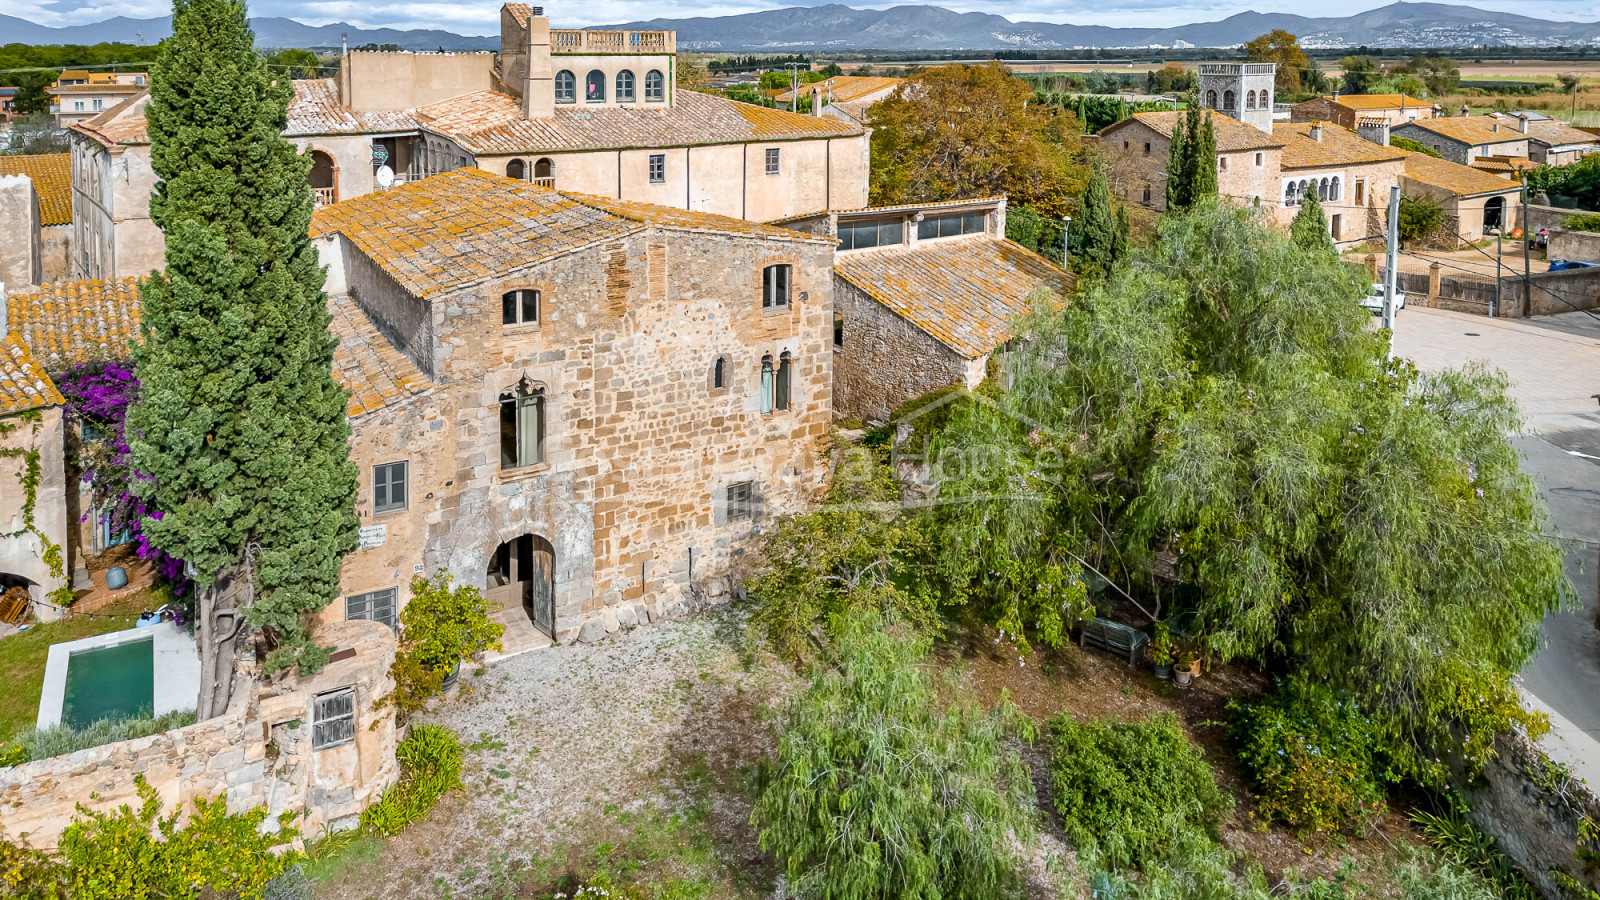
{"left": 1198, "top": 62, "right": 1277, "bottom": 133}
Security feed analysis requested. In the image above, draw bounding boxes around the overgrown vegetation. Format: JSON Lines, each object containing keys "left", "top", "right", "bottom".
{"left": 3, "top": 709, "right": 195, "bottom": 765}
{"left": 1392, "top": 136, "right": 1443, "bottom": 158}
{"left": 1528, "top": 153, "right": 1600, "bottom": 208}
{"left": 1399, "top": 194, "right": 1448, "bottom": 243}
{"left": 1048, "top": 713, "right": 1230, "bottom": 869}
{"left": 751, "top": 612, "right": 1037, "bottom": 899}
{"left": 358, "top": 725, "right": 464, "bottom": 836}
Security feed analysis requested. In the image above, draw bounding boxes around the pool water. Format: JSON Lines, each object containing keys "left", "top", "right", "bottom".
{"left": 60, "top": 638, "right": 154, "bottom": 728}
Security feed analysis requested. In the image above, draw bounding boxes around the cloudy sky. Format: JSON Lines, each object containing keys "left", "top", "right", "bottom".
{"left": 8, "top": 0, "right": 1600, "bottom": 34}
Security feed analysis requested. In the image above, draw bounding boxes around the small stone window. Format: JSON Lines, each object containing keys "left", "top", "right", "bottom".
{"left": 585, "top": 69, "right": 606, "bottom": 102}
{"left": 833, "top": 315, "right": 844, "bottom": 347}
{"left": 1143, "top": 142, "right": 1151, "bottom": 155}
{"left": 1142, "top": 184, "right": 1152, "bottom": 204}
{"left": 373, "top": 460, "right": 407, "bottom": 514}
{"left": 762, "top": 264, "right": 791, "bottom": 309}
{"left": 346, "top": 587, "right": 398, "bottom": 630}
{"left": 1219, "top": 157, "right": 1228, "bottom": 171}
{"left": 502, "top": 289, "right": 540, "bottom": 326}
{"left": 617, "top": 70, "right": 636, "bottom": 102}
{"left": 727, "top": 480, "right": 755, "bottom": 521}
{"left": 645, "top": 70, "right": 665, "bottom": 102}
{"left": 312, "top": 688, "right": 356, "bottom": 751}
{"left": 649, "top": 153, "right": 665, "bottom": 184}
{"left": 500, "top": 378, "right": 546, "bottom": 470}
{"left": 555, "top": 70, "right": 576, "bottom": 104}
{"left": 711, "top": 356, "right": 728, "bottom": 390}
{"left": 776, "top": 351, "right": 793, "bottom": 411}
{"left": 760, "top": 355, "right": 774, "bottom": 413}
{"left": 1255, "top": 152, "right": 1263, "bottom": 167}
{"left": 765, "top": 147, "right": 781, "bottom": 175}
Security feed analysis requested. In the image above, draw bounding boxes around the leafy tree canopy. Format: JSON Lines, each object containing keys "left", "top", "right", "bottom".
{"left": 869, "top": 62, "right": 1086, "bottom": 217}
{"left": 932, "top": 201, "right": 1569, "bottom": 784}
{"left": 1244, "top": 30, "right": 1309, "bottom": 95}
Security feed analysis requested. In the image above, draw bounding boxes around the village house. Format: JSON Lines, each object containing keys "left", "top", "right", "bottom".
{"left": 1291, "top": 93, "right": 1436, "bottom": 129}
{"left": 1276, "top": 121, "right": 1406, "bottom": 246}
{"left": 1488, "top": 112, "right": 1599, "bottom": 166}
{"left": 47, "top": 70, "right": 147, "bottom": 128}
{"left": 773, "top": 197, "right": 1073, "bottom": 423}
{"left": 1400, "top": 150, "right": 1521, "bottom": 243}
{"left": 1389, "top": 116, "right": 1533, "bottom": 166}
{"left": 1097, "top": 110, "right": 1284, "bottom": 212}
{"left": 66, "top": 2, "right": 869, "bottom": 281}
{"left": 0, "top": 88, "right": 19, "bottom": 124}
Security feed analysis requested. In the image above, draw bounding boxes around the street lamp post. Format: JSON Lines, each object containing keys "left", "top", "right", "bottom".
{"left": 1062, "top": 215, "right": 1072, "bottom": 266}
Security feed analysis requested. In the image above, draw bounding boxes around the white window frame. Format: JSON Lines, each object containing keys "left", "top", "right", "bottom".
{"left": 648, "top": 153, "right": 665, "bottom": 184}
{"left": 373, "top": 460, "right": 408, "bottom": 514}
{"left": 765, "top": 147, "right": 781, "bottom": 175}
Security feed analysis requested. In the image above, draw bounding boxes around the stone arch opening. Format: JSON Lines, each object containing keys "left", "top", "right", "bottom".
{"left": 486, "top": 534, "right": 555, "bottom": 638}
{"left": 307, "top": 149, "right": 337, "bottom": 207}
{"left": 1484, "top": 195, "right": 1506, "bottom": 232}
{"left": 534, "top": 157, "right": 554, "bottom": 185}
{"left": 506, "top": 158, "right": 527, "bottom": 180}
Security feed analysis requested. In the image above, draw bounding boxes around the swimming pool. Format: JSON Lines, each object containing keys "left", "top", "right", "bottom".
{"left": 37, "top": 623, "right": 201, "bottom": 730}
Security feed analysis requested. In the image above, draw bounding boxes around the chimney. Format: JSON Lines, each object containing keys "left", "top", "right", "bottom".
{"left": 1379, "top": 122, "right": 1390, "bottom": 146}
{"left": 812, "top": 85, "right": 823, "bottom": 116}
{"left": 1492, "top": 121, "right": 1500, "bottom": 133}
{"left": 1518, "top": 113, "right": 1529, "bottom": 133}
{"left": 1310, "top": 123, "right": 1323, "bottom": 142}
{"left": 1332, "top": 90, "right": 1339, "bottom": 102}
{"left": 522, "top": 7, "right": 553, "bottom": 119}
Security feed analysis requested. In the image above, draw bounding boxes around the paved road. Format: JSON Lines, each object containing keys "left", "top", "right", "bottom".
{"left": 1393, "top": 308, "right": 1600, "bottom": 783}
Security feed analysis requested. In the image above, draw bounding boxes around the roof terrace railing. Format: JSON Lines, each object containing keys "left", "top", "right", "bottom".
{"left": 550, "top": 29, "right": 675, "bottom": 55}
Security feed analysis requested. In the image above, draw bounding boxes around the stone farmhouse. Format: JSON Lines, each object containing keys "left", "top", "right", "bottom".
{"left": 775, "top": 197, "right": 1073, "bottom": 423}
{"left": 65, "top": 2, "right": 869, "bottom": 282}
{"left": 1389, "top": 116, "right": 1533, "bottom": 166}
{"left": 1291, "top": 93, "right": 1436, "bottom": 129}
{"left": 1400, "top": 151, "right": 1521, "bottom": 242}
{"left": 1487, "top": 112, "right": 1600, "bottom": 166}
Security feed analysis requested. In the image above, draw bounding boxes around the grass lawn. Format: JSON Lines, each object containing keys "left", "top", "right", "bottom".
{"left": 0, "top": 593, "right": 157, "bottom": 740}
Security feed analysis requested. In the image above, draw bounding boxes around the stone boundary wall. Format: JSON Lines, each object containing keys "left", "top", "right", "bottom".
{"left": 1548, "top": 228, "right": 1600, "bottom": 264}
{"left": 1378, "top": 257, "right": 1600, "bottom": 317}
{"left": 1464, "top": 731, "right": 1600, "bottom": 900}
{"left": 0, "top": 620, "right": 398, "bottom": 849}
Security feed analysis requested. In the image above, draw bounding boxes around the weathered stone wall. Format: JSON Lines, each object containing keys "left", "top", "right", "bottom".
{"left": 0, "top": 407, "right": 71, "bottom": 619}
{"left": 0, "top": 175, "right": 41, "bottom": 287}
{"left": 0, "top": 620, "right": 398, "bottom": 849}
{"left": 1548, "top": 228, "right": 1600, "bottom": 263}
{"left": 831, "top": 277, "right": 977, "bottom": 425}
{"left": 38, "top": 224, "right": 70, "bottom": 284}
{"left": 1463, "top": 732, "right": 1600, "bottom": 900}
{"left": 1103, "top": 118, "right": 1283, "bottom": 212}
{"left": 334, "top": 224, "right": 835, "bottom": 642}
{"left": 346, "top": 247, "right": 436, "bottom": 379}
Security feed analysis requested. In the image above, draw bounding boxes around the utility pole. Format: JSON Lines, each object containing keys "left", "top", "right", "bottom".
{"left": 1523, "top": 184, "right": 1532, "bottom": 317}
{"left": 784, "top": 62, "right": 807, "bottom": 113}
{"left": 1062, "top": 215, "right": 1072, "bottom": 267}
{"left": 1383, "top": 185, "right": 1400, "bottom": 333}
{"left": 1493, "top": 228, "right": 1501, "bottom": 318}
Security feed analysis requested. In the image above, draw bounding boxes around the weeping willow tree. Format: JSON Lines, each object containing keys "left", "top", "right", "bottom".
{"left": 931, "top": 200, "right": 1570, "bottom": 782}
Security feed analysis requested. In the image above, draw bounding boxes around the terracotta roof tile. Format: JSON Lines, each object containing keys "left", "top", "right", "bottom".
{"left": 834, "top": 238, "right": 1073, "bottom": 359}
{"left": 1279, "top": 121, "right": 1406, "bottom": 169}
{"left": 1333, "top": 93, "right": 1432, "bottom": 111}
{"left": 1403, "top": 151, "right": 1522, "bottom": 198}
{"left": 0, "top": 154, "right": 71, "bottom": 226}
{"left": 6, "top": 278, "right": 143, "bottom": 367}
{"left": 415, "top": 89, "right": 860, "bottom": 156}
{"left": 327, "top": 293, "right": 433, "bottom": 418}
{"left": 1102, "top": 110, "right": 1285, "bottom": 153}
{"left": 0, "top": 335, "right": 63, "bottom": 416}
{"left": 1523, "top": 119, "right": 1600, "bottom": 148}
{"left": 1396, "top": 116, "right": 1531, "bottom": 147}
{"left": 776, "top": 76, "right": 903, "bottom": 103}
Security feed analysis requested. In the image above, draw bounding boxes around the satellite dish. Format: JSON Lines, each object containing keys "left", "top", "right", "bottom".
{"left": 376, "top": 165, "right": 395, "bottom": 188}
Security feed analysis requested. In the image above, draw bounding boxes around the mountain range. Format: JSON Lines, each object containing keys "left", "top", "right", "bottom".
{"left": 7, "top": 1, "right": 1600, "bottom": 51}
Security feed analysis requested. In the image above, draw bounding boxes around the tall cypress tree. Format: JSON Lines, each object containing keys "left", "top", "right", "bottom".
{"left": 1190, "top": 111, "right": 1218, "bottom": 203}
{"left": 129, "top": 0, "right": 358, "bottom": 718}
{"left": 1291, "top": 190, "right": 1336, "bottom": 254}
{"left": 1165, "top": 112, "right": 1187, "bottom": 211}
{"left": 1076, "top": 160, "right": 1121, "bottom": 276}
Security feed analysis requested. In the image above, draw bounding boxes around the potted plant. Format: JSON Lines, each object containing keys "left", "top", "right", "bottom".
{"left": 388, "top": 572, "right": 505, "bottom": 722}
{"left": 1150, "top": 623, "right": 1174, "bottom": 680}
{"left": 1174, "top": 647, "right": 1196, "bottom": 687}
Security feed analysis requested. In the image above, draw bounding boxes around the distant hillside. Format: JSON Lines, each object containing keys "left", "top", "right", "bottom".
{"left": 7, "top": 1, "right": 1600, "bottom": 51}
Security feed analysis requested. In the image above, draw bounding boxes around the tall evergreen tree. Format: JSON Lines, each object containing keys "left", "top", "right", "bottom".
{"left": 1189, "top": 111, "right": 1219, "bottom": 203}
{"left": 1114, "top": 203, "right": 1131, "bottom": 262}
{"left": 128, "top": 0, "right": 359, "bottom": 718}
{"left": 1291, "top": 190, "right": 1336, "bottom": 254}
{"left": 1076, "top": 160, "right": 1123, "bottom": 276}
{"left": 1165, "top": 112, "right": 1187, "bottom": 211}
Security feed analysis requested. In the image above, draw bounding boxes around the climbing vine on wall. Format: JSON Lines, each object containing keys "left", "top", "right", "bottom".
{"left": 0, "top": 412, "right": 73, "bottom": 608}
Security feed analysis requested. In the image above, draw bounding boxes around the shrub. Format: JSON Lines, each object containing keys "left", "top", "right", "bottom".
{"left": 1392, "top": 136, "right": 1443, "bottom": 158}
{"left": 51, "top": 774, "right": 297, "bottom": 899}
{"left": 751, "top": 612, "right": 1037, "bottom": 900}
{"left": 1229, "top": 679, "right": 1387, "bottom": 834}
{"left": 1564, "top": 213, "right": 1600, "bottom": 232}
{"left": 1047, "top": 712, "right": 1229, "bottom": 870}
{"left": 1411, "top": 806, "right": 1537, "bottom": 900}
{"left": 359, "top": 724, "right": 464, "bottom": 836}
{"left": 5, "top": 710, "right": 195, "bottom": 764}
{"left": 1399, "top": 194, "right": 1447, "bottom": 242}
{"left": 384, "top": 572, "right": 503, "bottom": 721}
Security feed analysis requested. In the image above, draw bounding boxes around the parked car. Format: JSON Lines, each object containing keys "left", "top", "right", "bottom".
{"left": 1362, "top": 283, "right": 1406, "bottom": 314}
{"left": 1548, "top": 259, "right": 1600, "bottom": 271}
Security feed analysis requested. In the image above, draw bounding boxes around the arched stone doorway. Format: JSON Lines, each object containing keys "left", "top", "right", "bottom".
{"left": 307, "top": 149, "right": 337, "bottom": 207}
{"left": 486, "top": 534, "right": 555, "bottom": 638}
{"left": 1484, "top": 195, "right": 1506, "bottom": 232}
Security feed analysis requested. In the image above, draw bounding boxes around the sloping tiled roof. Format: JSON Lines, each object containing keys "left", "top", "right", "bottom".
{"left": 0, "top": 336, "right": 64, "bottom": 416}
{"left": 834, "top": 238, "right": 1073, "bottom": 359}
{"left": 1397, "top": 116, "right": 1529, "bottom": 147}
{"left": 312, "top": 167, "right": 818, "bottom": 298}
{"left": 415, "top": 89, "right": 861, "bottom": 156}
{"left": 1280, "top": 122, "right": 1407, "bottom": 169}
{"left": 1524, "top": 119, "right": 1600, "bottom": 148}
{"left": 6, "top": 278, "right": 143, "bottom": 367}
{"left": 0, "top": 154, "right": 71, "bottom": 226}
{"left": 1402, "top": 151, "right": 1522, "bottom": 198}
{"left": 1103, "top": 110, "right": 1285, "bottom": 153}
{"left": 1470, "top": 155, "right": 1537, "bottom": 176}
{"left": 72, "top": 80, "right": 420, "bottom": 147}
{"left": 776, "top": 76, "right": 903, "bottom": 103}
{"left": 1335, "top": 94, "right": 1433, "bottom": 111}
{"left": 328, "top": 293, "right": 433, "bottom": 417}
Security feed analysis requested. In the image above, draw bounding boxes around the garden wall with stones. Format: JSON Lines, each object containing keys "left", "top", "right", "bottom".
{"left": 1462, "top": 731, "right": 1600, "bottom": 899}
{"left": 0, "top": 620, "right": 399, "bottom": 848}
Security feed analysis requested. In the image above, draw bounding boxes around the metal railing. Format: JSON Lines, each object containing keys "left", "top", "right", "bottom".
{"left": 550, "top": 29, "right": 674, "bottom": 54}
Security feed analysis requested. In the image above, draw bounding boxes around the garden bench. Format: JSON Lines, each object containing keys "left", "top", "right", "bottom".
{"left": 1078, "top": 617, "right": 1149, "bottom": 666}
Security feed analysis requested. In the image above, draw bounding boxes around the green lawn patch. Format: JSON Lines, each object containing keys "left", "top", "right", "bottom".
{"left": 0, "top": 593, "right": 155, "bottom": 739}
